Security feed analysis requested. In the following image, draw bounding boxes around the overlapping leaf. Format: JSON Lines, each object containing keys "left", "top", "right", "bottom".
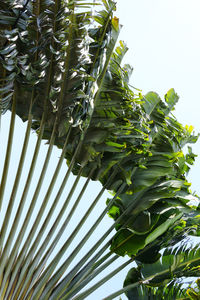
{"left": 1, "top": 1, "right": 200, "bottom": 300}
{"left": 107, "top": 90, "right": 199, "bottom": 259}
{"left": 123, "top": 243, "right": 200, "bottom": 300}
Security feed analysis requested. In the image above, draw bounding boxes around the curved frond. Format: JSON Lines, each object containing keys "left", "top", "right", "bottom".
{"left": 122, "top": 242, "right": 200, "bottom": 300}
{"left": 0, "top": 1, "right": 199, "bottom": 300}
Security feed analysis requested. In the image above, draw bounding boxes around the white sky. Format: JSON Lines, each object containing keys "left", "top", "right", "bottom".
{"left": 0, "top": 1, "right": 200, "bottom": 299}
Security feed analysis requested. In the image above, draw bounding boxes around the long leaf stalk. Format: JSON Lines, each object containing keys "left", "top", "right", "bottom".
{"left": 36, "top": 165, "right": 135, "bottom": 298}
{"left": 0, "top": 112, "right": 46, "bottom": 296}
{"left": 0, "top": 89, "right": 16, "bottom": 211}
{"left": 7, "top": 114, "right": 56, "bottom": 248}
{"left": 4, "top": 128, "right": 72, "bottom": 300}
{"left": 0, "top": 0, "right": 53, "bottom": 278}
{"left": 2, "top": 122, "right": 60, "bottom": 300}
{"left": 43, "top": 242, "right": 112, "bottom": 300}
{"left": 44, "top": 174, "right": 147, "bottom": 298}
{"left": 0, "top": 103, "right": 33, "bottom": 250}
{"left": 72, "top": 233, "right": 170, "bottom": 300}
{"left": 12, "top": 164, "right": 86, "bottom": 300}
{"left": 8, "top": 0, "right": 81, "bottom": 274}
{"left": 4, "top": 14, "right": 120, "bottom": 292}
{"left": 70, "top": 258, "right": 132, "bottom": 300}
{"left": 25, "top": 188, "right": 108, "bottom": 298}
{"left": 13, "top": 162, "right": 138, "bottom": 300}
{"left": 103, "top": 281, "right": 142, "bottom": 300}
{"left": 27, "top": 166, "right": 122, "bottom": 299}
{"left": 0, "top": 0, "right": 66, "bottom": 291}
{"left": 14, "top": 171, "right": 91, "bottom": 298}
{"left": 38, "top": 210, "right": 118, "bottom": 297}
{"left": 31, "top": 167, "right": 121, "bottom": 298}
{"left": 60, "top": 254, "right": 119, "bottom": 300}
{"left": 63, "top": 251, "right": 114, "bottom": 295}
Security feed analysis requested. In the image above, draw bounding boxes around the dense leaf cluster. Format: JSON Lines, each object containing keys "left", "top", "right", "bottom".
{"left": 0, "top": 1, "right": 200, "bottom": 299}
{"left": 123, "top": 243, "right": 200, "bottom": 300}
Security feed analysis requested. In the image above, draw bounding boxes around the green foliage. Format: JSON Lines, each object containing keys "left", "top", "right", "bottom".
{"left": 186, "top": 279, "right": 200, "bottom": 300}
{"left": 107, "top": 90, "right": 199, "bottom": 259}
{"left": 123, "top": 242, "right": 200, "bottom": 300}
{"left": 0, "top": 1, "right": 200, "bottom": 300}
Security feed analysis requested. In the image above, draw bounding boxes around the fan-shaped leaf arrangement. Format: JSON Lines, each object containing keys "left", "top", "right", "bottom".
{"left": 0, "top": 1, "right": 199, "bottom": 299}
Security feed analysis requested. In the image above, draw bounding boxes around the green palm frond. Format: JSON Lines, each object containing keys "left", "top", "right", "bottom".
{"left": 0, "top": 1, "right": 200, "bottom": 300}
{"left": 0, "top": 1, "right": 141, "bottom": 299}
{"left": 103, "top": 242, "right": 200, "bottom": 300}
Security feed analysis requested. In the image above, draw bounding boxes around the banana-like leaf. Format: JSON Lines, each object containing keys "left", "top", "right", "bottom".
{"left": 0, "top": 1, "right": 200, "bottom": 300}
{"left": 107, "top": 89, "right": 199, "bottom": 257}
{"left": 123, "top": 242, "right": 200, "bottom": 300}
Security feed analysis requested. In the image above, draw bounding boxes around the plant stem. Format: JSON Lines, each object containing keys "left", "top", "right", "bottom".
{"left": 103, "top": 281, "right": 142, "bottom": 300}
{"left": 70, "top": 259, "right": 132, "bottom": 300}
{"left": 5, "top": 128, "right": 71, "bottom": 299}
{"left": 60, "top": 254, "right": 119, "bottom": 300}
{"left": 0, "top": 102, "right": 33, "bottom": 251}
{"left": 14, "top": 164, "right": 86, "bottom": 300}
{"left": 0, "top": 112, "right": 45, "bottom": 296}
{"left": 0, "top": 90, "right": 16, "bottom": 211}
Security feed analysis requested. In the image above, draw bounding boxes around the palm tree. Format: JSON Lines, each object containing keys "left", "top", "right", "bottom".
{"left": 0, "top": 0, "right": 200, "bottom": 299}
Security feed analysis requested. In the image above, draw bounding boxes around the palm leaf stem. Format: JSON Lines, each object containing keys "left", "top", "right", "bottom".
{"left": 27, "top": 188, "right": 110, "bottom": 298}
{"left": 0, "top": 112, "right": 46, "bottom": 295}
{"left": 11, "top": 0, "right": 71, "bottom": 265}
{"left": 41, "top": 167, "right": 138, "bottom": 298}
{"left": 6, "top": 114, "right": 56, "bottom": 249}
{"left": 103, "top": 280, "right": 142, "bottom": 300}
{"left": 9, "top": 123, "right": 86, "bottom": 299}
{"left": 70, "top": 258, "right": 132, "bottom": 300}
{"left": 11, "top": 133, "right": 86, "bottom": 299}
{"left": 32, "top": 159, "right": 132, "bottom": 299}
{"left": 57, "top": 178, "right": 155, "bottom": 293}
{"left": 8, "top": 131, "right": 82, "bottom": 300}
{"left": 43, "top": 242, "right": 112, "bottom": 300}
{"left": 4, "top": 128, "right": 73, "bottom": 300}
{"left": 33, "top": 169, "right": 122, "bottom": 298}
{"left": 28, "top": 166, "right": 121, "bottom": 299}
{"left": 59, "top": 254, "right": 119, "bottom": 300}
{"left": 0, "top": 89, "right": 16, "bottom": 211}
{"left": 0, "top": 0, "right": 64, "bottom": 289}
{"left": 63, "top": 251, "right": 114, "bottom": 294}
{"left": 0, "top": 102, "right": 33, "bottom": 251}
{"left": 0, "top": 0, "right": 48, "bottom": 274}
{"left": 13, "top": 164, "right": 86, "bottom": 300}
